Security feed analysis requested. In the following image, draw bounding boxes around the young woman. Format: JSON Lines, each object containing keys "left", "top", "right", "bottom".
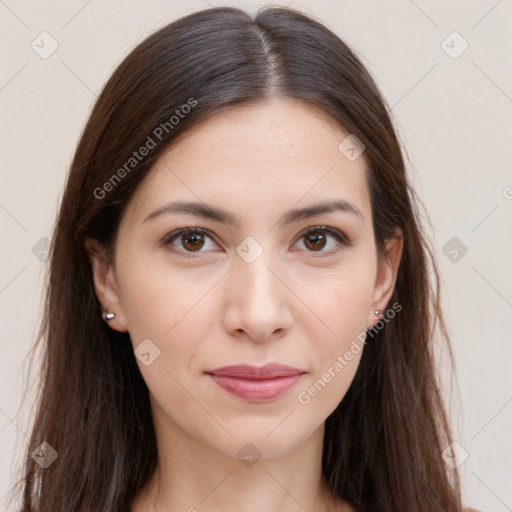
{"left": 12, "top": 5, "right": 476, "bottom": 511}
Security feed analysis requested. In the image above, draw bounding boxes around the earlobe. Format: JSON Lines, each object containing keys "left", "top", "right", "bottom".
{"left": 84, "top": 237, "right": 128, "bottom": 332}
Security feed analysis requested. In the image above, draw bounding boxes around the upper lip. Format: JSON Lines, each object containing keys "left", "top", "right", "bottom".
{"left": 206, "top": 363, "right": 305, "bottom": 380}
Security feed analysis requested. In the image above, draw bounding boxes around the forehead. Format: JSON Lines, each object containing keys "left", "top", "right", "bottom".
{"left": 126, "top": 99, "right": 371, "bottom": 224}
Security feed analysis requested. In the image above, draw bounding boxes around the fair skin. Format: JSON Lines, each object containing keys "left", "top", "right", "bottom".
{"left": 86, "top": 99, "right": 402, "bottom": 512}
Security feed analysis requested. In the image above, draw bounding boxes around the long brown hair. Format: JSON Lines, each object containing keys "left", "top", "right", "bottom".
{"left": 11, "top": 6, "right": 462, "bottom": 511}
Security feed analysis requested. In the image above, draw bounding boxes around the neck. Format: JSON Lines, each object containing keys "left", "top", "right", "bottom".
{"left": 131, "top": 405, "right": 348, "bottom": 512}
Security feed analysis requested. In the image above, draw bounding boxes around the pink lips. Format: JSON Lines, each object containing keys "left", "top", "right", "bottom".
{"left": 205, "top": 363, "right": 305, "bottom": 402}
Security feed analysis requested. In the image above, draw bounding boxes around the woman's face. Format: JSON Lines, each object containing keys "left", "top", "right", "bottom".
{"left": 88, "top": 98, "right": 401, "bottom": 460}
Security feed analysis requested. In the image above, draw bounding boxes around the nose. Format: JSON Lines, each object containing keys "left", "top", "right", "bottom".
{"left": 222, "top": 246, "right": 294, "bottom": 343}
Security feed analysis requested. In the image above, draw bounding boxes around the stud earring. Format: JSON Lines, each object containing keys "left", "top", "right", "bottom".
{"left": 102, "top": 312, "right": 115, "bottom": 322}
{"left": 373, "top": 309, "right": 382, "bottom": 319}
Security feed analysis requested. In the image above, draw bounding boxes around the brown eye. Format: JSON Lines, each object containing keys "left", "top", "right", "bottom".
{"left": 181, "top": 230, "right": 206, "bottom": 252}
{"left": 161, "top": 227, "right": 218, "bottom": 258}
{"left": 161, "top": 225, "right": 352, "bottom": 260}
{"left": 304, "top": 230, "right": 328, "bottom": 251}
{"left": 294, "top": 226, "right": 351, "bottom": 255}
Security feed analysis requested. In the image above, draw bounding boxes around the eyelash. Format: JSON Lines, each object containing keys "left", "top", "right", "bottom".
{"left": 160, "top": 225, "right": 353, "bottom": 259}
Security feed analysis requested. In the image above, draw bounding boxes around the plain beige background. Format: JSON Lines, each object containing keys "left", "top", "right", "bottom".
{"left": 1, "top": 1, "right": 511, "bottom": 510}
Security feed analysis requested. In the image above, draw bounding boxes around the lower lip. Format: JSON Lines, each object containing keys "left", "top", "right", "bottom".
{"left": 207, "top": 374, "right": 303, "bottom": 402}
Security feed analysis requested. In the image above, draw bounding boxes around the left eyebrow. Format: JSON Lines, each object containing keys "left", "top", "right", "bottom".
{"left": 143, "top": 199, "right": 364, "bottom": 227}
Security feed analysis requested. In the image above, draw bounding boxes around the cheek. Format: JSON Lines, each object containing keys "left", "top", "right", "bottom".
{"left": 116, "top": 244, "right": 215, "bottom": 345}
{"left": 327, "top": 276, "right": 372, "bottom": 347}
{"left": 295, "top": 261, "right": 375, "bottom": 410}
{"left": 302, "top": 261, "right": 374, "bottom": 343}
{"left": 294, "top": 295, "right": 367, "bottom": 421}
{"left": 115, "top": 259, "right": 217, "bottom": 429}
{"left": 114, "top": 252, "right": 226, "bottom": 418}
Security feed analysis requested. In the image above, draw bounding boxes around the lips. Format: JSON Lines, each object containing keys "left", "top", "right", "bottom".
{"left": 205, "top": 363, "right": 305, "bottom": 402}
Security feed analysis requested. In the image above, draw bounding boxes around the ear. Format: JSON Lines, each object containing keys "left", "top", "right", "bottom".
{"left": 84, "top": 237, "right": 128, "bottom": 332}
{"left": 367, "top": 229, "right": 403, "bottom": 329}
